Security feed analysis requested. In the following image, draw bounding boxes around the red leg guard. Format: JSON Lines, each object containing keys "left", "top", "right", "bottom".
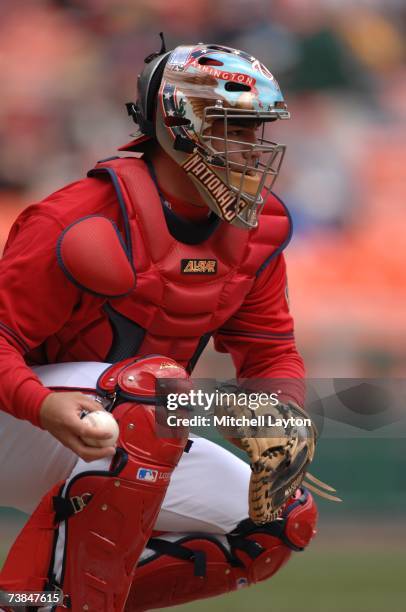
{"left": 0, "top": 356, "right": 190, "bottom": 612}
{"left": 125, "top": 488, "right": 318, "bottom": 611}
{"left": 51, "top": 400, "right": 187, "bottom": 612}
{"left": 0, "top": 482, "right": 63, "bottom": 592}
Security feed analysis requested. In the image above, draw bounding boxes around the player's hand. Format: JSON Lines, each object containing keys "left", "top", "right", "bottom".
{"left": 39, "top": 392, "right": 117, "bottom": 462}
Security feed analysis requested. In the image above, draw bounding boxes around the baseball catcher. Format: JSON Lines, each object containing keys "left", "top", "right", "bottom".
{"left": 0, "top": 37, "right": 338, "bottom": 610}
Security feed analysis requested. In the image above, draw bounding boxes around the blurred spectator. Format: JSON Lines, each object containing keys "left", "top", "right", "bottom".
{"left": 0, "top": 0, "right": 404, "bottom": 377}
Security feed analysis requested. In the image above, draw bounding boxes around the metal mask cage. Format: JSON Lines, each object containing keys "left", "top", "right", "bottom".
{"left": 198, "top": 106, "right": 288, "bottom": 228}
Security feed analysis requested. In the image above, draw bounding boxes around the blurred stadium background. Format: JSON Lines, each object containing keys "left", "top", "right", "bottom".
{"left": 0, "top": 0, "right": 405, "bottom": 610}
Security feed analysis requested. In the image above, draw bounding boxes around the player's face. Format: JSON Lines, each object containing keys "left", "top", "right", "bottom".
{"left": 209, "top": 119, "right": 261, "bottom": 175}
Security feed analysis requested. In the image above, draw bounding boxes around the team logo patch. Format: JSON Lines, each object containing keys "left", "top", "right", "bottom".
{"left": 182, "top": 153, "right": 249, "bottom": 222}
{"left": 181, "top": 259, "right": 217, "bottom": 274}
{"left": 137, "top": 468, "right": 158, "bottom": 482}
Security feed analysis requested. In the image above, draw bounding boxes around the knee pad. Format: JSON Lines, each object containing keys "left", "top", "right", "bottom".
{"left": 125, "top": 488, "right": 318, "bottom": 611}
{"left": 0, "top": 356, "right": 190, "bottom": 612}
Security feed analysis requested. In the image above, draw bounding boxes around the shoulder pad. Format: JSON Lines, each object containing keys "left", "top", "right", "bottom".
{"left": 57, "top": 215, "right": 136, "bottom": 297}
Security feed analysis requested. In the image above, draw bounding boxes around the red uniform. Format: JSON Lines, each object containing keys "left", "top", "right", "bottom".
{"left": 0, "top": 156, "right": 304, "bottom": 427}
{"left": 0, "top": 41, "right": 318, "bottom": 612}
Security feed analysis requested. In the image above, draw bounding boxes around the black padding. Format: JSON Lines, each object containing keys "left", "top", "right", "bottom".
{"left": 145, "top": 54, "right": 171, "bottom": 121}
{"left": 104, "top": 303, "right": 146, "bottom": 362}
{"left": 136, "top": 51, "right": 171, "bottom": 136}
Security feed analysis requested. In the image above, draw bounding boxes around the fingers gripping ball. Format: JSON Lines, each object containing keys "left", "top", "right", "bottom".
{"left": 80, "top": 410, "right": 119, "bottom": 447}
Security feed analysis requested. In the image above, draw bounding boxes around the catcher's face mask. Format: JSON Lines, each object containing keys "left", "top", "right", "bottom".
{"left": 155, "top": 44, "right": 290, "bottom": 229}
{"left": 196, "top": 111, "right": 286, "bottom": 228}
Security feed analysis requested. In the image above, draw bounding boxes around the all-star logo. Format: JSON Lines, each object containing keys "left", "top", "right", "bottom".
{"left": 159, "top": 361, "right": 180, "bottom": 369}
{"left": 181, "top": 259, "right": 217, "bottom": 274}
{"left": 182, "top": 153, "right": 248, "bottom": 222}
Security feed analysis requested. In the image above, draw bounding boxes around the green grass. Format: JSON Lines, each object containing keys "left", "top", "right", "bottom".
{"left": 2, "top": 547, "right": 405, "bottom": 612}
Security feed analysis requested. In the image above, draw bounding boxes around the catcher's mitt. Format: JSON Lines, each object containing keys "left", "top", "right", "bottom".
{"left": 215, "top": 386, "right": 341, "bottom": 525}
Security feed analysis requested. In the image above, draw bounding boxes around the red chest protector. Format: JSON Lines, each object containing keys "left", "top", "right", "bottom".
{"left": 57, "top": 156, "right": 291, "bottom": 370}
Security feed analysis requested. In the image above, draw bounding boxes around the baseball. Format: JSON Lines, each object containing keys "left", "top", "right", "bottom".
{"left": 80, "top": 410, "right": 119, "bottom": 447}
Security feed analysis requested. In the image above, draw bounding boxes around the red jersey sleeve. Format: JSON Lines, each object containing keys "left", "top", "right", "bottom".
{"left": 213, "top": 253, "right": 305, "bottom": 406}
{"left": 0, "top": 177, "right": 117, "bottom": 427}
{"left": 0, "top": 210, "right": 81, "bottom": 427}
